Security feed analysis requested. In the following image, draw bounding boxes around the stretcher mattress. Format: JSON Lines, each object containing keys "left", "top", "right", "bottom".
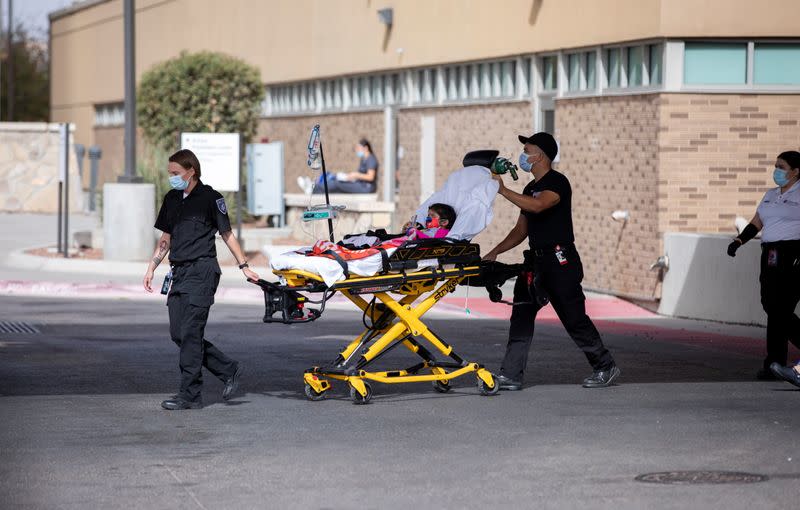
{"left": 270, "top": 248, "right": 441, "bottom": 287}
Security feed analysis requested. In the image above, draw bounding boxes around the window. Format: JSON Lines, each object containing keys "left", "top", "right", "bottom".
{"left": 542, "top": 56, "right": 557, "bottom": 90}
{"left": 754, "top": 43, "right": 800, "bottom": 85}
{"left": 607, "top": 48, "right": 621, "bottom": 88}
{"left": 627, "top": 46, "right": 643, "bottom": 86}
{"left": 684, "top": 42, "right": 747, "bottom": 85}
{"left": 568, "top": 53, "right": 581, "bottom": 91}
{"left": 586, "top": 51, "right": 597, "bottom": 89}
{"left": 648, "top": 44, "right": 662, "bottom": 85}
{"left": 94, "top": 103, "right": 125, "bottom": 126}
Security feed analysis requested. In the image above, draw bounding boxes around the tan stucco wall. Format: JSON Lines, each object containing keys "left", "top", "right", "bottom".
{"left": 50, "top": 0, "right": 800, "bottom": 147}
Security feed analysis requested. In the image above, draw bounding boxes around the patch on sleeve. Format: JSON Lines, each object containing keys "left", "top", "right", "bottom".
{"left": 216, "top": 198, "right": 228, "bottom": 214}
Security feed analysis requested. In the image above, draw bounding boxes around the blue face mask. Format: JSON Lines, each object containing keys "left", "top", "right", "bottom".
{"left": 169, "top": 174, "right": 189, "bottom": 191}
{"left": 774, "top": 168, "right": 791, "bottom": 187}
{"left": 518, "top": 152, "right": 533, "bottom": 173}
{"left": 356, "top": 150, "right": 365, "bottom": 158}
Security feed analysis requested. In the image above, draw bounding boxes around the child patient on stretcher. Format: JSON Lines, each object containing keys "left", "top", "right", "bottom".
{"left": 401, "top": 203, "right": 457, "bottom": 240}
{"left": 308, "top": 203, "right": 457, "bottom": 259}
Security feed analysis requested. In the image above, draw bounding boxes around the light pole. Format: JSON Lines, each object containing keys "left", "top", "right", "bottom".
{"left": 119, "top": 0, "right": 140, "bottom": 183}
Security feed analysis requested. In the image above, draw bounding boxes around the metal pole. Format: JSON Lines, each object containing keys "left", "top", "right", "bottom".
{"left": 64, "top": 124, "right": 70, "bottom": 258}
{"left": 88, "top": 146, "right": 101, "bottom": 212}
{"left": 57, "top": 181, "right": 62, "bottom": 253}
{"left": 237, "top": 133, "right": 242, "bottom": 240}
{"left": 120, "top": 0, "right": 140, "bottom": 183}
{"left": 318, "top": 141, "right": 334, "bottom": 242}
{"left": 6, "top": 0, "right": 13, "bottom": 121}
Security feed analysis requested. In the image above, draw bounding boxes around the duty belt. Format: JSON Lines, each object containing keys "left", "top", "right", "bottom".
{"left": 170, "top": 256, "right": 213, "bottom": 267}
{"left": 530, "top": 243, "right": 574, "bottom": 257}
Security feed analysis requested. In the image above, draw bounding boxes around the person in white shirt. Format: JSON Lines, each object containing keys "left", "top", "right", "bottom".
{"left": 727, "top": 150, "right": 800, "bottom": 380}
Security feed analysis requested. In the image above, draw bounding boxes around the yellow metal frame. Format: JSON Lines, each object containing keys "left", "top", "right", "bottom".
{"left": 278, "top": 266, "right": 498, "bottom": 401}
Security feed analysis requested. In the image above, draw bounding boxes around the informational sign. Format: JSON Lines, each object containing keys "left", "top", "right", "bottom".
{"left": 180, "top": 132, "right": 240, "bottom": 191}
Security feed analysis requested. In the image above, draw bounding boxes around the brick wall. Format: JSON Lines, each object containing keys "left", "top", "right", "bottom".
{"left": 396, "top": 102, "right": 533, "bottom": 262}
{"left": 257, "top": 111, "right": 385, "bottom": 195}
{"left": 658, "top": 94, "right": 800, "bottom": 235}
{"left": 556, "top": 94, "right": 662, "bottom": 298}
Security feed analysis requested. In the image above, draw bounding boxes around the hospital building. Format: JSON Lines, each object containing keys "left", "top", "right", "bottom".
{"left": 50, "top": 0, "right": 800, "bottom": 302}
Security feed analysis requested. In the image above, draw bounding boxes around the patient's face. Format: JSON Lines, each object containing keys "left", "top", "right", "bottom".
{"left": 426, "top": 209, "right": 447, "bottom": 228}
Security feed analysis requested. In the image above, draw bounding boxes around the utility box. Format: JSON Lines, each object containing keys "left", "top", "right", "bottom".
{"left": 246, "top": 142, "right": 284, "bottom": 225}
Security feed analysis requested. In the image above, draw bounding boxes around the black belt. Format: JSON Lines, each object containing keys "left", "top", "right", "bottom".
{"left": 530, "top": 243, "right": 574, "bottom": 257}
{"left": 170, "top": 256, "right": 213, "bottom": 267}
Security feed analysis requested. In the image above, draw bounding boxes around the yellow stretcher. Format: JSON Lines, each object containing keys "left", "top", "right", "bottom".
{"left": 252, "top": 239, "right": 503, "bottom": 404}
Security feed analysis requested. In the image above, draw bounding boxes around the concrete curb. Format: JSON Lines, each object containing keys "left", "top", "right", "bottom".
{"left": 3, "top": 247, "right": 274, "bottom": 284}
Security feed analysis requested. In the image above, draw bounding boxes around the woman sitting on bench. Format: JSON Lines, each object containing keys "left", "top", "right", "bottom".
{"left": 313, "top": 138, "right": 379, "bottom": 194}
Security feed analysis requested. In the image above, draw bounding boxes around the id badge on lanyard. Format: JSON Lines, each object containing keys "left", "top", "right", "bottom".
{"left": 555, "top": 245, "right": 568, "bottom": 266}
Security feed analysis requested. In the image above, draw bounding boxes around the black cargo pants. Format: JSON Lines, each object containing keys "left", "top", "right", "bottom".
{"left": 167, "top": 257, "right": 237, "bottom": 402}
{"left": 500, "top": 245, "right": 615, "bottom": 382}
{"left": 759, "top": 241, "right": 800, "bottom": 369}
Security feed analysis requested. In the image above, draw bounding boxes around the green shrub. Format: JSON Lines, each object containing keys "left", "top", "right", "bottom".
{"left": 137, "top": 51, "right": 264, "bottom": 222}
{"left": 137, "top": 51, "right": 264, "bottom": 150}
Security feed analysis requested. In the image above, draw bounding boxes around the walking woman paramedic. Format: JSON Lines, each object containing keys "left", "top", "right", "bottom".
{"left": 727, "top": 150, "right": 800, "bottom": 380}
{"left": 143, "top": 149, "right": 260, "bottom": 410}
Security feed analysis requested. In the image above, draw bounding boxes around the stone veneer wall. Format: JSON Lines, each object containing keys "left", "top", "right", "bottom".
{"left": 556, "top": 95, "right": 662, "bottom": 299}
{"left": 657, "top": 94, "right": 800, "bottom": 235}
{"left": 0, "top": 123, "right": 84, "bottom": 213}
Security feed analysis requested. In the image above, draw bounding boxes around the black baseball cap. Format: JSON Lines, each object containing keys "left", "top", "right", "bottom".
{"left": 518, "top": 132, "right": 558, "bottom": 161}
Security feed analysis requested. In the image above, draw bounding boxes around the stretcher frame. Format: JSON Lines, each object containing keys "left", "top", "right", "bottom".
{"left": 256, "top": 257, "right": 501, "bottom": 404}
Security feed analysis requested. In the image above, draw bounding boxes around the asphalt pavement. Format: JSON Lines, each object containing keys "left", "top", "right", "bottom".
{"left": 1, "top": 295, "right": 799, "bottom": 509}
{"left": 1, "top": 212, "right": 799, "bottom": 509}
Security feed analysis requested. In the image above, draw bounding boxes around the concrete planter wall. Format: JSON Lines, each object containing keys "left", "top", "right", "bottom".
{"left": 657, "top": 232, "right": 795, "bottom": 325}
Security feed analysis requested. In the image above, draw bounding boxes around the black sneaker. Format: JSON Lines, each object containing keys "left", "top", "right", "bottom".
{"left": 161, "top": 398, "right": 202, "bottom": 410}
{"left": 222, "top": 363, "right": 243, "bottom": 400}
{"left": 769, "top": 363, "right": 800, "bottom": 388}
{"left": 496, "top": 374, "right": 523, "bottom": 391}
{"left": 582, "top": 365, "right": 621, "bottom": 388}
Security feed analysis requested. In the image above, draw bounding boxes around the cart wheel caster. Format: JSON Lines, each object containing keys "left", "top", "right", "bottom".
{"left": 349, "top": 382, "right": 372, "bottom": 405}
{"left": 304, "top": 383, "right": 327, "bottom": 401}
{"left": 477, "top": 374, "right": 500, "bottom": 396}
{"left": 432, "top": 380, "right": 451, "bottom": 393}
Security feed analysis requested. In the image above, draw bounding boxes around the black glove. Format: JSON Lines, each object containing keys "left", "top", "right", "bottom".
{"left": 727, "top": 240, "right": 741, "bottom": 257}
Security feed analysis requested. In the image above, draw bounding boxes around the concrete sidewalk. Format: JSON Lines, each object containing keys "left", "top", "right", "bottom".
{"left": 0, "top": 212, "right": 769, "bottom": 339}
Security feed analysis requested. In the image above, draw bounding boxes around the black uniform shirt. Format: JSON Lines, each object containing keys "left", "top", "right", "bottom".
{"left": 154, "top": 181, "right": 232, "bottom": 263}
{"left": 521, "top": 169, "right": 575, "bottom": 248}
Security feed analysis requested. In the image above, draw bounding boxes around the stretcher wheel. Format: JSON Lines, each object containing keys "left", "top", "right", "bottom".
{"left": 349, "top": 382, "right": 373, "bottom": 405}
{"left": 432, "top": 380, "right": 451, "bottom": 393}
{"left": 477, "top": 375, "right": 500, "bottom": 396}
{"left": 304, "top": 383, "right": 327, "bottom": 401}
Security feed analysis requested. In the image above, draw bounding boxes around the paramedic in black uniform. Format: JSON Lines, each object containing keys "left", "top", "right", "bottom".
{"left": 143, "top": 149, "right": 260, "bottom": 410}
{"left": 727, "top": 150, "right": 800, "bottom": 380}
{"left": 483, "top": 132, "right": 620, "bottom": 390}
